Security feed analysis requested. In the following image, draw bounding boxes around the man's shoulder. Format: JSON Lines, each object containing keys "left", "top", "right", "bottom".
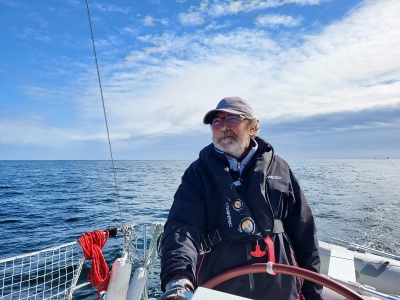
{"left": 271, "top": 154, "right": 290, "bottom": 173}
{"left": 273, "top": 154, "right": 287, "bottom": 165}
{"left": 198, "top": 143, "right": 228, "bottom": 165}
{"left": 198, "top": 143, "right": 215, "bottom": 160}
{"left": 183, "top": 147, "right": 210, "bottom": 176}
{"left": 182, "top": 144, "right": 212, "bottom": 170}
{"left": 251, "top": 137, "right": 290, "bottom": 171}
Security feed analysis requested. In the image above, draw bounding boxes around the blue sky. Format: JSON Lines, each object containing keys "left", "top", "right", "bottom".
{"left": 0, "top": 0, "right": 399, "bottom": 160}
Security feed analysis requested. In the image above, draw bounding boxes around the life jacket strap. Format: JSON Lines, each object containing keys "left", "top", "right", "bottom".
{"left": 272, "top": 219, "right": 284, "bottom": 234}
{"left": 263, "top": 236, "right": 276, "bottom": 275}
{"left": 199, "top": 220, "right": 284, "bottom": 255}
{"left": 199, "top": 229, "right": 221, "bottom": 255}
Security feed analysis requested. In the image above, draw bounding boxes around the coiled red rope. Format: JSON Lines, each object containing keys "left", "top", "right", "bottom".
{"left": 78, "top": 230, "right": 110, "bottom": 299}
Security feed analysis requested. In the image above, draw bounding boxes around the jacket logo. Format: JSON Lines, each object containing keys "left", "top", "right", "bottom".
{"left": 267, "top": 175, "right": 281, "bottom": 180}
{"left": 225, "top": 203, "right": 233, "bottom": 227}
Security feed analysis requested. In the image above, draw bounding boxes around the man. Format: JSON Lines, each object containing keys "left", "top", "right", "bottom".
{"left": 159, "top": 97, "right": 323, "bottom": 300}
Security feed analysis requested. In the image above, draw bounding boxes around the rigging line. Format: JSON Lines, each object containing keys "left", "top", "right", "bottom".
{"left": 85, "top": 0, "right": 126, "bottom": 244}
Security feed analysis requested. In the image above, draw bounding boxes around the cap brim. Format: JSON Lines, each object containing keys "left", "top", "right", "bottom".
{"left": 203, "top": 109, "right": 244, "bottom": 124}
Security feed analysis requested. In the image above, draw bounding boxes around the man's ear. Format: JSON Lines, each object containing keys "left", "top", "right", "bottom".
{"left": 249, "top": 125, "right": 256, "bottom": 136}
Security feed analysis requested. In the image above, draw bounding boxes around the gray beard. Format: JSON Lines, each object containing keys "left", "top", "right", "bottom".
{"left": 212, "top": 128, "right": 251, "bottom": 157}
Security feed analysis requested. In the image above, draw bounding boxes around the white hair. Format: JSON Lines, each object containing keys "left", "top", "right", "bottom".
{"left": 246, "top": 116, "right": 260, "bottom": 137}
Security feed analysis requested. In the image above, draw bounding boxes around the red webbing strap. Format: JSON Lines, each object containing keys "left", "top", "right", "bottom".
{"left": 196, "top": 253, "right": 206, "bottom": 286}
{"left": 78, "top": 230, "right": 110, "bottom": 299}
{"left": 263, "top": 236, "right": 276, "bottom": 275}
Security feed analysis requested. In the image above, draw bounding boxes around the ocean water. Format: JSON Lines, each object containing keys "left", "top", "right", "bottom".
{"left": 1, "top": 159, "right": 400, "bottom": 298}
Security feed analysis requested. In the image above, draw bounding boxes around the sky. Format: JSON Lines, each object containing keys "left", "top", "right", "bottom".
{"left": 0, "top": 0, "right": 399, "bottom": 160}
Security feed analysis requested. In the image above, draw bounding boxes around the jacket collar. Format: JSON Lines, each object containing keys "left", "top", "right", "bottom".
{"left": 211, "top": 136, "right": 274, "bottom": 174}
{"left": 214, "top": 139, "right": 257, "bottom": 173}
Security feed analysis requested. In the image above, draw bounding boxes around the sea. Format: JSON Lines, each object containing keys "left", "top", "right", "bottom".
{"left": 1, "top": 159, "right": 399, "bottom": 299}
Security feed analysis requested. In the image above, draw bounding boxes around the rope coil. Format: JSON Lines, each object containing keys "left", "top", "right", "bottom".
{"left": 78, "top": 230, "right": 110, "bottom": 299}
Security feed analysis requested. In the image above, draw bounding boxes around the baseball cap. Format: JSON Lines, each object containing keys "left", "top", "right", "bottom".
{"left": 203, "top": 97, "right": 254, "bottom": 124}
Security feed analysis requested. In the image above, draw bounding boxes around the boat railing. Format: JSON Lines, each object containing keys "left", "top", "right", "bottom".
{"left": 0, "top": 222, "right": 163, "bottom": 300}
{"left": 331, "top": 237, "right": 400, "bottom": 261}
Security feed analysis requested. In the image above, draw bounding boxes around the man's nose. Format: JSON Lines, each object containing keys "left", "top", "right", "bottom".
{"left": 220, "top": 119, "right": 230, "bottom": 130}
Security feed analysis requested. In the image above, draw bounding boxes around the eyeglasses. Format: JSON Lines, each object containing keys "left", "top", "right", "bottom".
{"left": 211, "top": 115, "right": 248, "bottom": 129}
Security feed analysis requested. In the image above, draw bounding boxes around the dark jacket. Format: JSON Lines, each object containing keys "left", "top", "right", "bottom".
{"left": 160, "top": 137, "right": 323, "bottom": 300}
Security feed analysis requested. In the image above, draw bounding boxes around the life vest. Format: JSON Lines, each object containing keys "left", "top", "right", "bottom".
{"left": 199, "top": 145, "right": 275, "bottom": 242}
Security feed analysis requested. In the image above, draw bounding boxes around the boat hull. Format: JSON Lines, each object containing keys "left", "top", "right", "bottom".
{"left": 319, "top": 241, "right": 400, "bottom": 296}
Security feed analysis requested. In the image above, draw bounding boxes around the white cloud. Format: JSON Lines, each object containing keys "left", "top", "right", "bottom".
{"left": 5, "top": 0, "right": 400, "bottom": 150}
{"left": 255, "top": 13, "right": 303, "bottom": 27}
{"left": 91, "top": 3, "right": 130, "bottom": 14}
{"left": 176, "top": 0, "right": 320, "bottom": 26}
{"left": 199, "top": 0, "right": 209, "bottom": 12}
{"left": 0, "top": 118, "right": 105, "bottom": 145}
{"left": 65, "top": 0, "right": 80, "bottom": 5}
{"left": 97, "top": 0, "right": 400, "bottom": 138}
{"left": 206, "top": 0, "right": 321, "bottom": 17}
{"left": 35, "top": 35, "right": 51, "bottom": 42}
{"left": 142, "top": 15, "right": 169, "bottom": 26}
{"left": 0, "top": 0, "right": 26, "bottom": 6}
{"left": 143, "top": 15, "right": 156, "bottom": 26}
{"left": 17, "top": 28, "right": 52, "bottom": 42}
{"left": 85, "top": 35, "right": 124, "bottom": 56}
{"left": 121, "top": 26, "right": 138, "bottom": 35}
{"left": 205, "top": 20, "right": 232, "bottom": 31}
{"left": 28, "top": 12, "right": 49, "bottom": 28}
{"left": 178, "top": 11, "right": 205, "bottom": 26}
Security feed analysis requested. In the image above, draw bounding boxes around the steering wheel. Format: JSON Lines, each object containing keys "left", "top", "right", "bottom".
{"left": 201, "top": 262, "right": 364, "bottom": 300}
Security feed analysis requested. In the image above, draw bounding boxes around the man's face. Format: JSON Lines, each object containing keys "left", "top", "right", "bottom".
{"left": 211, "top": 112, "right": 255, "bottom": 157}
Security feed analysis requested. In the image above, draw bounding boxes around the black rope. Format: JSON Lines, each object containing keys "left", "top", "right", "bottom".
{"left": 85, "top": 0, "right": 125, "bottom": 243}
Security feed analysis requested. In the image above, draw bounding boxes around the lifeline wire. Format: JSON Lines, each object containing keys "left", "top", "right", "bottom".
{"left": 85, "top": 0, "right": 125, "bottom": 244}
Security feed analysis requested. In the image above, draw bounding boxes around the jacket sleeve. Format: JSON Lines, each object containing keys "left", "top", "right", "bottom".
{"left": 284, "top": 166, "right": 323, "bottom": 300}
{"left": 160, "top": 162, "right": 206, "bottom": 291}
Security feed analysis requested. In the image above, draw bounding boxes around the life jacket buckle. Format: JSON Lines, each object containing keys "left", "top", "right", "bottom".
{"left": 199, "top": 229, "right": 221, "bottom": 255}
{"left": 199, "top": 247, "right": 211, "bottom": 255}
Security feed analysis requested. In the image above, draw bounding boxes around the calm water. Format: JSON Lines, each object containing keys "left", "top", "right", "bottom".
{"left": 1, "top": 159, "right": 399, "bottom": 298}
